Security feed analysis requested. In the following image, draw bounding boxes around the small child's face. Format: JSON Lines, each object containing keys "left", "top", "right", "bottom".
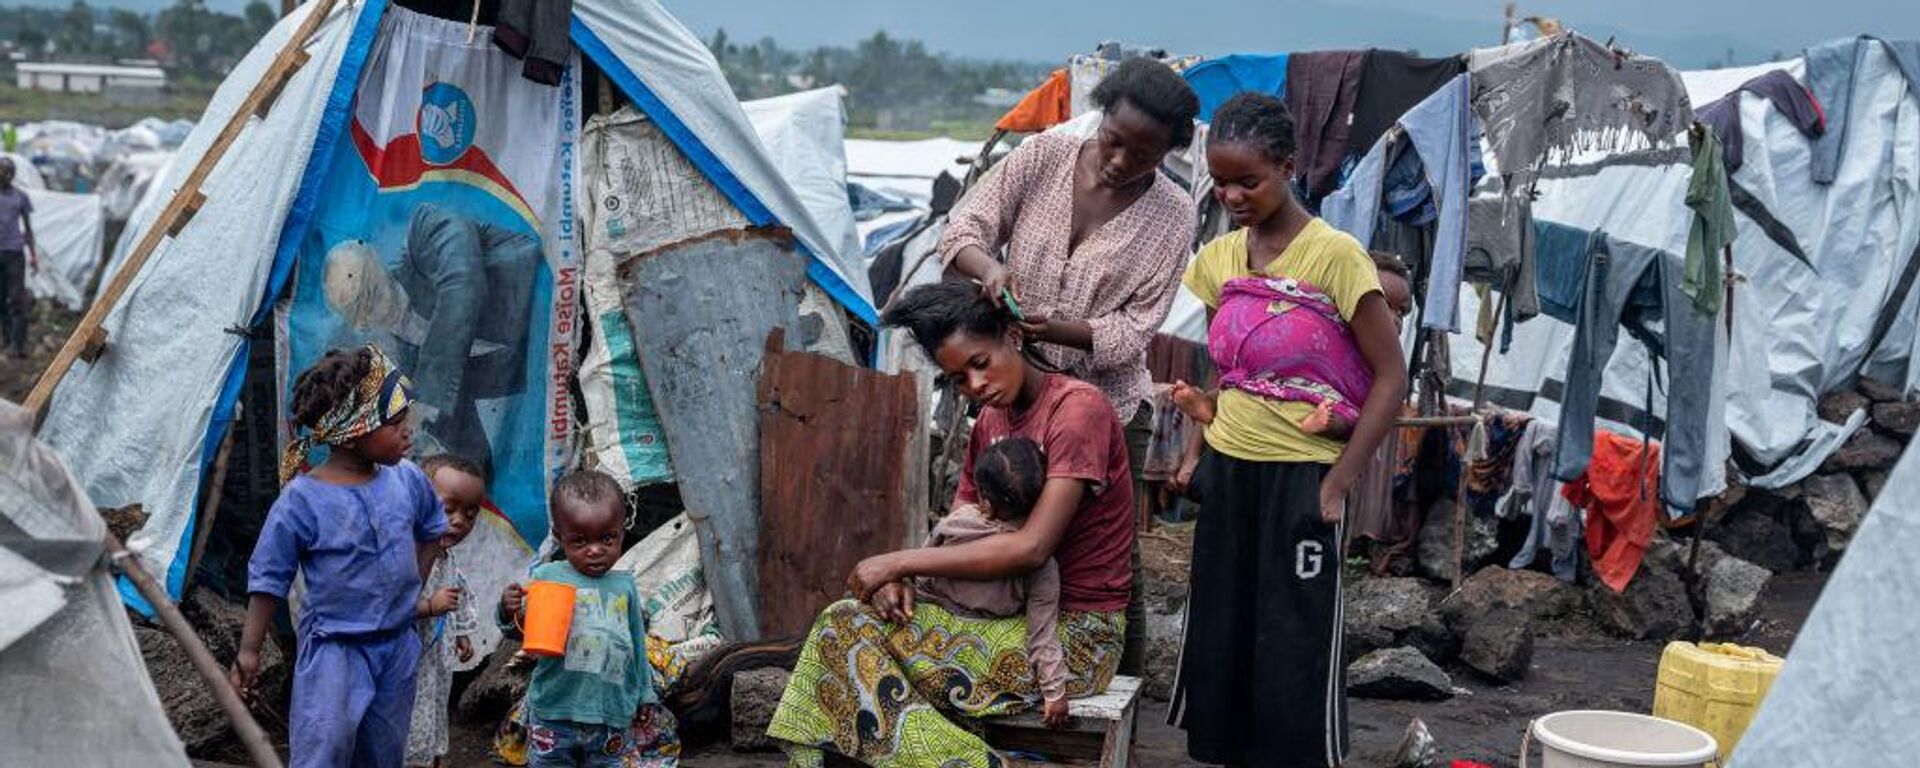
{"left": 349, "top": 409, "right": 414, "bottom": 466}
{"left": 431, "top": 466, "right": 485, "bottom": 547}
{"left": 1380, "top": 271, "right": 1413, "bottom": 323}
{"left": 554, "top": 498, "right": 623, "bottom": 578}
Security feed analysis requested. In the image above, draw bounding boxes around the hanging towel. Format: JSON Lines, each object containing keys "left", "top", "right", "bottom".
{"left": 1530, "top": 219, "right": 1598, "bottom": 324}
{"left": 1183, "top": 54, "right": 1288, "bottom": 123}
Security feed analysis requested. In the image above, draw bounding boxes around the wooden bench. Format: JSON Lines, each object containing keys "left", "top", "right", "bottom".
{"left": 982, "top": 675, "right": 1141, "bottom": 767}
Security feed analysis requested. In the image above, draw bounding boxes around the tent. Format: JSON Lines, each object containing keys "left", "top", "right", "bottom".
{"left": 36, "top": 0, "right": 876, "bottom": 645}
{"left": 1728, "top": 438, "right": 1920, "bottom": 764}
{"left": 0, "top": 400, "right": 189, "bottom": 766}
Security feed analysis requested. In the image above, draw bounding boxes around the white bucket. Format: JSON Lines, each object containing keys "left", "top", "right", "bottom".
{"left": 1521, "top": 711, "right": 1720, "bottom": 768}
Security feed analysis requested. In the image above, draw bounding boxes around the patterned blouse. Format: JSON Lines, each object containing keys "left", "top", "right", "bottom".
{"left": 938, "top": 131, "right": 1195, "bottom": 423}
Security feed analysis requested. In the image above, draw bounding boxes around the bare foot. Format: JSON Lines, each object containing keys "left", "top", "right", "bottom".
{"left": 1170, "top": 381, "right": 1216, "bottom": 425}
{"left": 1300, "top": 399, "right": 1335, "bottom": 433}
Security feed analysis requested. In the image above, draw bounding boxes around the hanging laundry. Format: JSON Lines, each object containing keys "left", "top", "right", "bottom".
{"left": 1530, "top": 219, "right": 1599, "bottom": 324}
{"left": 1464, "top": 191, "right": 1540, "bottom": 338}
{"left": 1554, "top": 237, "right": 1717, "bottom": 518}
{"left": 1350, "top": 51, "right": 1467, "bottom": 154}
{"left": 493, "top": 0, "right": 574, "bottom": 85}
{"left": 1381, "top": 141, "right": 1437, "bottom": 226}
{"left": 996, "top": 69, "right": 1073, "bottom": 133}
{"left": 1683, "top": 129, "right": 1736, "bottom": 317}
{"left": 1470, "top": 35, "right": 1690, "bottom": 195}
{"left": 1694, "top": 70, "right": 1824, "bottom": 174}
{"left": 1566, "top": 431, "right": 1662, "bottom": 593}
{"left": 1182, "top": 54, "right": 1288, "bottom": 123}
{"left": 1465, "top": 411, "right": 1530, "bottom": 519}
{"left": 1504, "top": 419, "right": 1583, "bottom": 583}
{"left": 1286, "top": 50, "right": 1367, "bottom": 202}
{"left": 1323, "top": 74, "right": 1473, "bottom": 332}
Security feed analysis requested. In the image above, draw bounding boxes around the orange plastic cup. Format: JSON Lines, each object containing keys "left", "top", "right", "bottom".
{"left": 519, "top": 580, "right": 577, "bottom": 658}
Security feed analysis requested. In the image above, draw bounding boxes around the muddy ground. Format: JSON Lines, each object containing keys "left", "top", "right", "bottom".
{"left": 0, "top": 300, "right": 77, "bottom": 403}
{"left": 434, "top": 569, "right": 1823, "bottom": 768}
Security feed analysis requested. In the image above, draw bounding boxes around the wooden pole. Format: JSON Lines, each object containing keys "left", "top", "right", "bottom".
{"left": 22, "top": 0, "right": 341, "bottom": 430}
{"left": 1501, "top": 2, "right": 1516, "bottom": 45}
{"left": 110, "top": 531, "right": 283, "bottom": 768}
{"left": 186, "top": 411, "right": 238, "bottom": 589}
{"left": 1452, "top": 290, "right": 1511, "bottom": 591}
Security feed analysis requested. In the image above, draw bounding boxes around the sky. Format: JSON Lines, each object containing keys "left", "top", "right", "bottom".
{"left": 15, "top": 0, "right": 1919, "bottom": 69}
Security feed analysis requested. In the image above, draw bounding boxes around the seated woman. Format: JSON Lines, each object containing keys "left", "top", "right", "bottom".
{"left": 766, "top": 279, "right": 1136, "bottom": 767}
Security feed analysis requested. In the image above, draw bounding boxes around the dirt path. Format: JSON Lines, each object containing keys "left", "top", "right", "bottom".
{"left": 440, "top": 571, "right": 1822, "bottom": 767}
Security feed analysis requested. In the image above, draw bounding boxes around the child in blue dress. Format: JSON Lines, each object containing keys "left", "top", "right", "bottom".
{"left": 230, "top": 345, "right": 449, "bottom": 768}
{"left": 500, "top": 470, "right": 656, "bottom": 768}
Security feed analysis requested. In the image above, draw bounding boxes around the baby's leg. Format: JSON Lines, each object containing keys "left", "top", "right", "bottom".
{"left": 1298, "top": 400, "right": 1355, "bottom": 440}
{"left": 1171, "top": 381, "right": 1217, "bottom": 424}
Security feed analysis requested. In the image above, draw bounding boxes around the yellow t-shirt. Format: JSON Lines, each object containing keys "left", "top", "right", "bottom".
{"left": 1182, "top": 219, "right": 1384, "bottom": 463}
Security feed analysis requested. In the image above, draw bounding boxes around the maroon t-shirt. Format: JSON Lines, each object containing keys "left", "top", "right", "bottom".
{"left": 954, "top": 374, "right": 1134, "bottom": 612}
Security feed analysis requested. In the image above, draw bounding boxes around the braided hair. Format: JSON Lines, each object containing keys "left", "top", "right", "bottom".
{"left": 1090, "top": 57, "right": 1200, "bottom": 149}
{"left": 974, "top": 437, "right": 1047, "bottom": 521}
{"left": 1209, "top": 92, "right": 1297, "bottom": 165}
{"left": 289, "top": 347, "right": 374, "bottom": 430}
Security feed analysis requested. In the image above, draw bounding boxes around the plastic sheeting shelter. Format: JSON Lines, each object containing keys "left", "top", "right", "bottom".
{"left": 0, "top": 400, "right": 189, "bottom": 766}
{"left": 37, "top": 0, "right": 877, "bottom": 617}
{"left": 1729, "top": 440, "right": 1920, "bottom": 764}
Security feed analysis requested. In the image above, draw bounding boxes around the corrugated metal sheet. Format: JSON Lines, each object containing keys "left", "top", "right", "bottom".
{"left": 756, "top": 331, "right": 921, "bottom": 638}
{"left": 618, "top": 227, "right": 808, "bottom": 640}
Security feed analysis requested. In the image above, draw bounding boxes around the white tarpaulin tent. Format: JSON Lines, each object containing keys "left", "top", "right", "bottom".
{"left": 40, "top": 0, "right": 878, "bottom": 611}
{"left": 742, "top": 87, "right": 863, "bottom": 274}
{"left": 1445, "top": 40, "right": 1919, "bottom": 488}
{"left": 844, "top": 136, "right": 974, "bottom": 204}
{"left": 1729, "top": 439, "right": 1920, "bottom": 764}
{"left": 0, "top": 400, "right": 188, "bottom": 766}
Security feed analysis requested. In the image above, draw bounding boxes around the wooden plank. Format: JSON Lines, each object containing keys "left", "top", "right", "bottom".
{"left": 902, "top": 369, "right": 933, "bottom": 548}
{"left": 22, "top": 0, "right": 343, "bottom": 428}
{"left": 618, "top": 227, "right": 808, "bottom": 641}
{"left": 756, "top": 330, "right": 919, "bottom": 638}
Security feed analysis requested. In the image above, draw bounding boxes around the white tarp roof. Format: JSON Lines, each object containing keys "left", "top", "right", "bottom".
{"left": 1731, "top": 440, "right": 1920, "bottom": 764}
{"left": 0, "top": 401, "right": 188, "bottom": 765}
{"left": 741, "top": 87, "right": 863, "bottom": 276}
{"left": 20, "top": 189, "right": 106, "bottom": 311}
{"left": 844, "top": 136, "right": 974, "bottom": 203}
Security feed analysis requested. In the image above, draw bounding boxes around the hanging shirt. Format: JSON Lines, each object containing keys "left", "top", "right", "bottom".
{"left": 1566, "top": 431, "right": 1662, "bottom": 594}
{"left": 1184, "top": 221, "right": 1382, "bottom": 464}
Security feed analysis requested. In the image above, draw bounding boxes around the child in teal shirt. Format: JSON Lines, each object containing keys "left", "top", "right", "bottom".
{"left": 501, "top": 470, "right": 655, "bottom": 767}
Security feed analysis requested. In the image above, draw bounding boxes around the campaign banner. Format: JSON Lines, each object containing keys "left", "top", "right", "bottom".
{"left": 285, "top": 6, "right": 579, "bottom": 554}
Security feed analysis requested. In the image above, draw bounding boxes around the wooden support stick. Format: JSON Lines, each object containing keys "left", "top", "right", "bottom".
{"left": 77, "top": 325, "right": 108, "bottom": 363}
{"left": 1452, "top": 290, "right": 1510, "bottom": 591}
{"left": 22, "top": 0, "right": 343, "bottom": 430}
{"left": 255, "top": 50, "right": 312, "bottom": 119}
{"left": 109, "top": 531, "right": 282, "bottom": 768}
{"left": 187, "top": 413, "right": 238, "bottom": 590}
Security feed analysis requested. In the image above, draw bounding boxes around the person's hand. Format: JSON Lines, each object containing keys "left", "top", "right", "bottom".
{"left": 1319, "top": 477, "right": 1348, "bottom": 526}
{"left": 1169, "top": 380, "right": 1216, "bottom": 425}
{"left": 846, "top": 553, "right": 901, "bottom": 602}
{"left": 25, "top": 244, "right": 37, "bottom": 272}
{"left": 427, "top": 586, "right": 462, "bottom": 616}
{"left": 501, "top": 583, "right": 526, "bottom": 622}
{"left": 1168, "top": 452, "right": 1200, "bottom": 497}
{"left": 980, "top": 263, "right": 1017, "bottom": 308}
{"left": 228, "top": 647, "right": 261, "bottom": 705}
{"left": 1042, "top": 696, "right": 1070, "bottom": 728}
{"left": 456, "top": 636, "right": 474, "bottom": 663}
{"left": 1015, "top": 312, "right": 1051, "bottom": 344}
{"left": 869, "top": 581, "right": 916, "bottom": 624}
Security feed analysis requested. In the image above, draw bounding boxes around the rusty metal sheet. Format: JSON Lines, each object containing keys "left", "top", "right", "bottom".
{"left": 618, "top": 227, "right": 808, "bottom": 641}
{"left": 757, "top": 329, "right": 921, "bottom": 638}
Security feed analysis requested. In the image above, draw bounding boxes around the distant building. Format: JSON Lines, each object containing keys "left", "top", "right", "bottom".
{"left": 15, "top": 62, "right": 166, "bottom": 95}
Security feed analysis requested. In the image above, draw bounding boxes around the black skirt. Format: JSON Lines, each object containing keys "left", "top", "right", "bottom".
{"left": 1170, "top": 451, "right": 1347, "bottom": 767}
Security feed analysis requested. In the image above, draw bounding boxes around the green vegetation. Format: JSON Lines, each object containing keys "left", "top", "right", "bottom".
{"left": 708, "top": 29, "right": 1049, "bottom": 136}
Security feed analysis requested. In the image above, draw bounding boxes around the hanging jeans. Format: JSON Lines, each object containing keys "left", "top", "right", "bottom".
{"left": 1553, "top": 237, "right": 1716, "bottom": 517}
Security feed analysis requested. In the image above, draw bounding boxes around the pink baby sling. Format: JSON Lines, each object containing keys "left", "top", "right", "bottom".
{"left": 1208, "top": 275, "right": 1373, "bottom": 424}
